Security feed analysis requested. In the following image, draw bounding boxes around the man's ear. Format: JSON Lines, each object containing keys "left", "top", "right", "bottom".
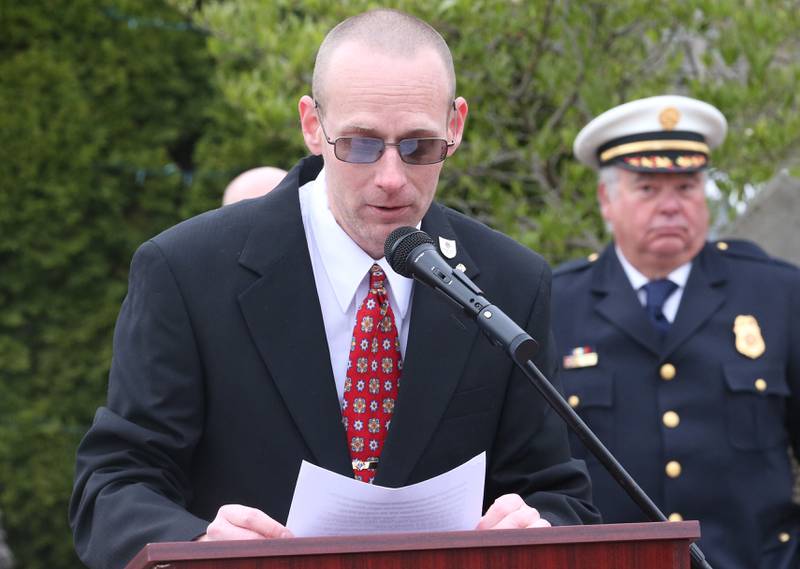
{"left": 598, "top": 182, "right": 612, "bottom": 222}
{"left": 446, "top": 97, "right": 469, "bottom": 155}
{"left": 298, "top": 95, "right": 323, "bottom": 155}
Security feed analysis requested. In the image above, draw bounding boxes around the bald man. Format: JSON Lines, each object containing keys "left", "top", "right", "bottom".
{"left": 70, "top": 10, "right": 598, "bottom": 568}
{"left": 0, "top": 512, "right": 12, "bottom": 569}
{"left": 222, "top": 166, "right": 288, "bottom": 205}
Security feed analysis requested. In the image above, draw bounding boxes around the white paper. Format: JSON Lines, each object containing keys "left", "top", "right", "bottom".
{"left": 286, "top": 452, "right": 486, "bottom": 537}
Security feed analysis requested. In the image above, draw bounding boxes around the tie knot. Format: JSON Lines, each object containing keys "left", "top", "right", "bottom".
{"left": 369, "top": 264, "right": 386, "bottom": 294}
{"left": 643, "top": 279, "right": 678, "bottom": 311}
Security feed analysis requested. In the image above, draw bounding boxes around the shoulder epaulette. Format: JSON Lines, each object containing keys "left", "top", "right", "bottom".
{"left": 713, "top": 239, "right": 797, "bottom": 269}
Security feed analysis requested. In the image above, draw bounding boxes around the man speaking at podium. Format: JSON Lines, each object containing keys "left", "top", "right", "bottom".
{"left": 70, "top": 9, "right": 598, "bottom": 569}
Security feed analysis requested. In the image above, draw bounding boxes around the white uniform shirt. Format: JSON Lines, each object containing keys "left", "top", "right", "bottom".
{"left": 616, "top": 246, "right": 691, "bottom": 323}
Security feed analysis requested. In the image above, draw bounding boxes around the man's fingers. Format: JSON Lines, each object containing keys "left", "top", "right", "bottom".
{"left": 526, "top": 517, "right": 551, "bottom": 529}
{"left": 204, "top": 516, "right": 265, "bottom": 541}
{"left": 476, "top": 494, "right": 527, "bottom": 530}
{"left": 205, "top": 504, "right": 293, "bottom": 540}
{"left": 476, "top": 494, "right": 552, "bottom": 530}
{"left": 490, "top": 507, "right": 540, "bottom": 530}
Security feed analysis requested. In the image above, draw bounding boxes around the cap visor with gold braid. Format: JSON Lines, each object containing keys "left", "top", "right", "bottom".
{"left": 574, "top": 95, "right": 727, "bottom": 173}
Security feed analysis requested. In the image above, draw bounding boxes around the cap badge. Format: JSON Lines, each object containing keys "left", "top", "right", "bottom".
{"left": 733, "top": 315, "right": 766, "bottom": 359}
{"left": 438, "top": 236, "right": 457, "bottom": 259}
{"left": 659, "top": 107, "right": 681, "bottom": 130}
{"left": 563, "top": 346, "right": 598, "bottom": 369}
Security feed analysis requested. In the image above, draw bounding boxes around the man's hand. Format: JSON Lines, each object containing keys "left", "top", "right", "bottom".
{"left": 476, "top": 494, "right": 552, "bottom": 530}
{"left": 197, "top": 505, "right": 294, "bottom": 541}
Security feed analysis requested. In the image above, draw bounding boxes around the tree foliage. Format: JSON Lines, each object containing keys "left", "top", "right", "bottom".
{"left": 0, "top": 2, "right": 212, "bottom": 568}
{"left": 189, "top": 0, "right": 800, "bottom": 260}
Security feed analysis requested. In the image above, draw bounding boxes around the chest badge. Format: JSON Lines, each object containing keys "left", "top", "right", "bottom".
{"left": 733, "top": 315, "right": 766, "bottom": 359}
{"left": 438, "top": 236, "right": 457, "bottom": 259}
{"left": 563, "top": 346, "right": 599, "bottom": 369}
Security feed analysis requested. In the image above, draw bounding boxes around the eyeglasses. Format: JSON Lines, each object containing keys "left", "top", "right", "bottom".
{"left": 314, "top": 101, "right": 456, "bottom": 165}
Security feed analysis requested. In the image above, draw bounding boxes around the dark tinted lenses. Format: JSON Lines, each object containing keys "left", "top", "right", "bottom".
{"left": 334, "top": 137, "right": 449, "bottom": 165}
{"left": 398, "top": 138, "right": 448, "bottom": 165}
{"left": 335, "top": 137, "right": 384, "bottom": 164}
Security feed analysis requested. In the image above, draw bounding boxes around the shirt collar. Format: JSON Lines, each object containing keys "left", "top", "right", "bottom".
{"left": 615, "top": 245, "right": 692, "bottom": 290}
{"left": 308, "top": 168, "right": 414, "bottom": 317}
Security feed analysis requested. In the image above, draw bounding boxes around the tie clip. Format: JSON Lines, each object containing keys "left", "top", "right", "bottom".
{"left": 352, "top": 459, "right": 379, "bottom": 471}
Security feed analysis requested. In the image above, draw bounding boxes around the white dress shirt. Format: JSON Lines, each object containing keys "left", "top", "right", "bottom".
{"left": 615, "top": 246, "right": 692, "bottom": 323}
{"left": 298, "top": 168, "right": 414, "bottom": 403}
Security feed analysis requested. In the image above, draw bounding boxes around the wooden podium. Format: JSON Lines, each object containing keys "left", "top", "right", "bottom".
{"left": 125, "top": 521, "right": 699, "bottom": 569}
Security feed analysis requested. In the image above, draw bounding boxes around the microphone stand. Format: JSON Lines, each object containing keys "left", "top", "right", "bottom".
{"left": 472, "top": 302, "right": 713, "bottom": 569}
{"left": 385, "top": 228, "right": 712, "bottom": 568}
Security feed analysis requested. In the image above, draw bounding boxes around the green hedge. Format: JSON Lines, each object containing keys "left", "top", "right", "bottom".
{"left": 0, "top": 2, "right": 213, "bottom": 567}
{"left": 1, "top": 1, "right": 799, "bottom": 568}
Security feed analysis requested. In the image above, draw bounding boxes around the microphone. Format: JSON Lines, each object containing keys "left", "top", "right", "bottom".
{"left": 384, "top": 226, "right": 538, "bottom": 363}
{"left": 384, "top": 226, "right": 713, "bottom": 569}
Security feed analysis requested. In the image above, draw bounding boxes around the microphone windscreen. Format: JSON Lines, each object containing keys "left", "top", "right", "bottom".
{"left": 384, "top": 227, "right": 434, "bottom": 277}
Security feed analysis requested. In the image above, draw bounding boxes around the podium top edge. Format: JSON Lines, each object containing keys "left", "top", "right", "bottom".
{"left": 125, "top": 521, "right": 700, "bottom": 568}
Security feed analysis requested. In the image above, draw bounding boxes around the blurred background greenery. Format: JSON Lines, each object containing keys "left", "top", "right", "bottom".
{"left": 1, "top": 1, "right": 798, "bottom": 567}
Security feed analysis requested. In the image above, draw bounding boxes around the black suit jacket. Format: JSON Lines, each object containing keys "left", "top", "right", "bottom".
{"left": 70, "top": 156, "right": 598, "bottom": 569}
{"left": 552, "top": 242, "right": 800, "bottom": 569}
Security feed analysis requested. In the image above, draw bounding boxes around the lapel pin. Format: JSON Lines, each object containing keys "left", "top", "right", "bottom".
{"left": 438, "top": 236, "right": 457, "bottom": 259}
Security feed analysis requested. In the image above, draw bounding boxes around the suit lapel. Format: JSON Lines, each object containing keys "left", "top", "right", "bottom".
{"left": 237, "top": 157, "right": 352, "bottom": 477}
{"left": 375, "top": 204, "right": 480, "bottom": 487}
{"left": 663, "top": 243, "right": 727, "bottom": 356}
{"left": 593, "top": 246, "right": 662, "bottom": 356}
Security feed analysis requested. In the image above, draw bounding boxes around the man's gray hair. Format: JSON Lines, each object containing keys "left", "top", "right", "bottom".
{"left": 598, "top": 166, "right": 708, "bottom": 201}
{"left": 598, "top": 167, "right": 620, "bottom": 199}
{"left": 312, "top": 9, "right": 456, "bottom": 107}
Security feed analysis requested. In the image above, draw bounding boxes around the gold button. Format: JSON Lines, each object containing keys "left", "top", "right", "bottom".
{"left": 668, "top": 512, "right": 683, "bottom": 522}
{"left": 663, "top": 411, "right": 680, "bottom": 428}
{"left": 587, "top": 252, "right": 599, "bottom": 262}
{"left": 660, "top": 363, "right": 676, "bottom": 381}
{"left": 779, "top": 532, "right": 791, "bottom": 543}
{"left": 665, "top": 461, "right": 682, "bottom": 478}
{"left": 568, "top": 395, "right": 580, "bottom": 408}
{"left": 755, "top": 378, "right": 767, "bottom": 392}
{"left": 716, "top": 241, "right": 729, "bottom": 251}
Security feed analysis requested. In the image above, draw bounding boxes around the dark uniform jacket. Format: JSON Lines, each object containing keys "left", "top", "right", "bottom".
{"left": 552, "top": 241, "right": 800, "bottom": 569}
{"left": 70, "top": 155, "right": 598, "bottom": 569}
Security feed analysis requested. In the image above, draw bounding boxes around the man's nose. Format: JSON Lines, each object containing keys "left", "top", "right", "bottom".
{"left": 373, "top": 146, "right": 408, "bottom": 190}
{"left": 658, "top": 189, "right": 682, "bottom": 213}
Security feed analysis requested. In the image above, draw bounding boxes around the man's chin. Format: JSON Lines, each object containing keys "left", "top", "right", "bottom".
{"left": 648, "top": 234, "right": 688, "bottom": 251}
{"left": 647, "top": 237, "right": 702, "bottom": 264}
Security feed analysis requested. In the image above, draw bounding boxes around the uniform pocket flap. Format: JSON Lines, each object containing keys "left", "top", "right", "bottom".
{"left": 722, "top": 362, "right": 788, "bottom": 396}
{"left": 562, "top": 369, "right": 614, "bottom": 408}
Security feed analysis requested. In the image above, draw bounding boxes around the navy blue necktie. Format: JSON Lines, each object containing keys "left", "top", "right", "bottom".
{"left": 642, "top": 279, "right": 678, "bottom": 338}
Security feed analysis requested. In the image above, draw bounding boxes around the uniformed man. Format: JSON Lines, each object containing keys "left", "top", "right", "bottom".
{"left": 552, "top": 95, "right": 800, "bottom": 569}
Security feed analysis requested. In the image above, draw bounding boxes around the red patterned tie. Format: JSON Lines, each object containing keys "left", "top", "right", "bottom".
{"left": 342, "top": 264, "right": 402, "bottom": 483}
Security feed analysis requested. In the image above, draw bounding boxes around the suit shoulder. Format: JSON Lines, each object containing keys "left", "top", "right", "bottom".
{"left": 553, "top": 255, "right": 598, "bottom": 278}
{"left": 714, "top": 239, "right": 798, "bottom": 270}
{"left": 149, "top": 199, "right": 260, "bottom": 253}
